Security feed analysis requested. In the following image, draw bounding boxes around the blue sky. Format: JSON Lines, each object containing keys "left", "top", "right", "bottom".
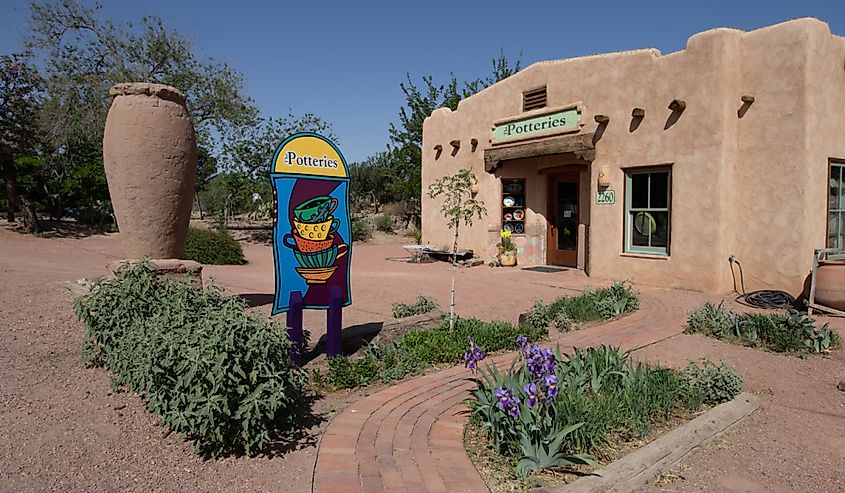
{"left": 2, "top": 1, "right": 844, "bottom": 163}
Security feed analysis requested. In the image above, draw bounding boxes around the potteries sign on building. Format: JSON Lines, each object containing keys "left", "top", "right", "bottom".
{"left": 270, "top": 133, "right": 352, "bottom": 314}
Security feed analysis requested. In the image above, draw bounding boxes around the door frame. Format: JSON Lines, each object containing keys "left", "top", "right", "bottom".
{"left": 546, "top": 171, "right": 580, "bottom": 266}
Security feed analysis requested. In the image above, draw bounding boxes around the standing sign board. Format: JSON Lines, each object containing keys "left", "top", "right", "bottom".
{"left": 271, "top": 133, "right": 352, "bottom": 314}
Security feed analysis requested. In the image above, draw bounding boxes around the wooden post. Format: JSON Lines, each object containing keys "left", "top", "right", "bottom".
{"left": 326, "top": 286, "right": 343, "bottom": 357}
{"left": 287, "top": 291, "right": 304, "bottom": 366}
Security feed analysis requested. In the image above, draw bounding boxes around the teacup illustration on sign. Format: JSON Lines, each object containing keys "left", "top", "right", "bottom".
{"left": 286, "top": 195, "right": 346, "bottom": 284}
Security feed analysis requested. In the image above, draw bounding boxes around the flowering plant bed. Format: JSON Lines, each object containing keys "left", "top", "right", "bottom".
{"left": 465, "top": 338, "right": 743, "bottom": 490}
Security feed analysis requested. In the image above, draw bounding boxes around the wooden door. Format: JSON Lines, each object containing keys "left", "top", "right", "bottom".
{"left": 547, "top": 173, "right": 579, "bottom": 266}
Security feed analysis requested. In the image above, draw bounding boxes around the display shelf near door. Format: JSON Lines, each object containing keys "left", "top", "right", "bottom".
{"left": 502, "top": 178, "right": 526, "bottom": 234}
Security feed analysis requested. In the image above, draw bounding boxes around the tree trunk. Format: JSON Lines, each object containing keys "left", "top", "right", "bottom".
{"left": 1, "top": 147, "right": 16, "bottom": 222}
{"left": 195, "top": 189, "right": 204, "bottom": 219}
{"left": 1, "top": 147, "right": 38, "bottom": 233}
{"left": 450, "top": 223, "right": 459, "bottom": 330}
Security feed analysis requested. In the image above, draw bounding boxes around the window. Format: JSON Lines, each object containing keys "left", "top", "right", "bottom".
{"left": 625, "top": 168, "right": 671, "bottom": 255}
{"left": 502, "top": 178, "right": 526, "bottom": 234}
{"left": 829, "top": 161, "right": 844, "bottom": 250}
{"left": 523, "top": 86, "right": 547, "bottom": 111}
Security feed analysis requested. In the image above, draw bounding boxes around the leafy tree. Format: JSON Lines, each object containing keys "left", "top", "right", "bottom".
{"left": 195, "top": 146, "right": 217, "bottom": 219}
{"left": 349, "top": 151, "right": 402, "bottom": 214}
{"left": 222, "top": 113, "right": 334, "bottom": 179}
{"left": 389, "top": 51, "right": 521, "bottom": 223}
{"left": 0, "top": 52, "right": 43, "bottom": 232}
{"left": 427, "top": 169, "right": 486, "bottom": 330}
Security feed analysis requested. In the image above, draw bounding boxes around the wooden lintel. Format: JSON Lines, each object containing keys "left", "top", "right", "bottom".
{"left": 483, "top": 132, "right": 596, "bottom": 172}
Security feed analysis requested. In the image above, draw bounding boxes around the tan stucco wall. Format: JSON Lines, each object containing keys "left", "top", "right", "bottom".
{"left": 421, "top": 18, "right": 844, "bottom": 295}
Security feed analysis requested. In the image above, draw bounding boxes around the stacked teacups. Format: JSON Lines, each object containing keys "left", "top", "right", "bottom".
{"left": 284, "top": 196, "right": 347, "bottom": 284}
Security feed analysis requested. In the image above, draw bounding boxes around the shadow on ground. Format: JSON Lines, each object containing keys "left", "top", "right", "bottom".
{"left": 11, "top": 219, "right": 113, "bottom": 239}
{"left": 303, "top": 321, "right": 384, "bottom": 364}
{"left": 264, "top": 394, "right": 327, "bottom": 457}
{"left": 240, "top": 293, "right": 275, "bottom": 308}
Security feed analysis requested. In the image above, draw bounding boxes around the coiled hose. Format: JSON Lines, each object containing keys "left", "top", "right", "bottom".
{"left": 728, "top": 256, "right": 796, "bottom": 309}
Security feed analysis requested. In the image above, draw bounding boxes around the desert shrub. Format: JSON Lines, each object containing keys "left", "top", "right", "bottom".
{"left": 392, "top": 295, "right": 439, "bottom": 319}
{"left": 375, "top": 213, "right": 394, "bottom": 233}
{"left": 685, "top": 302, "right": 734, "bottom": 338}
{"left": 522, "top": 281, "right": 639, "bottom": 330}
{"left": 552, "top": 310, "right": 575, "bottom": 332}
{"left": 468, "top": 342, "right": 724, "bottom": 478}
{"left": 351, "top": 218, "right": 372, "bottom": 241}
{"left": 182, "top": 227, "right": 246, "bottom": 265}
{"left": 411, "top": 227, "right": 422, "bottom": 245}
{"left": 75, "top": 260, "right": 306, "bottom": 457}
{"left": 685, "top": 304, "right": 839, "bottom": 355}
{"left": 682, "top": 359, "right": 743, "bottom": 406}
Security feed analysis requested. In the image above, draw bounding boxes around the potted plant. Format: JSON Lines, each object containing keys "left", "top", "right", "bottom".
{"left": 497, "top": 230, "right": 517, "bottom": 267}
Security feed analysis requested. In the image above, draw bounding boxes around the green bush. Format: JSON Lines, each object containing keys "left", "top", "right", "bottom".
{"left": 685, "top": 304, "right": 839, "bottom": 354}
{"left": 375, "top": 212, "right": 394, "bottom": 233}
{"left": 327, "top": 355, "right": 379, "bottom": 389}
{"left": 322, "top": 317, "right": 547, "bottom": 390}
{"left": 685, "top": 302, "right": 734, "bottom": 338}
{"left": 392, "top": 296, "right": 439, "bottom": 318}
{"left": 182, "top": 227, "right": 246, "bottom": 265}
{"left": 351, "top": 219, "right": 372, "bottom": 241}
{"left": 523, "top": 281, "right": 640, "bottom": 330}
{"left": 75, "top": 260, "right": 306, "bottom": 457}
{"left": 682, "top": 359, "right": 743, "bottom": 406}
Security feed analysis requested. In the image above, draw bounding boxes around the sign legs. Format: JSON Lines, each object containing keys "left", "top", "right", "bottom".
{"left": 287, "top": 291, "right": 304, "bottom": 366}
{"left": 326, "top": 285, "right": 343, "bottom": 357}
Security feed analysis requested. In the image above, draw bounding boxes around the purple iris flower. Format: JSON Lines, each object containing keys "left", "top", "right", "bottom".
{"left": 543, "top": 373, "right": 559, "bottom": 399}
{"left": 495, "top": 387, "right": 521, "bottom": 418}
{"left": 464, "top": 337, "right": 484, "bottom": 372}
{"left": 523, "top": 382, "right": 539, "bottom": 407}
{"left": 516, "top": 335, "right": 528, "bottom": 352}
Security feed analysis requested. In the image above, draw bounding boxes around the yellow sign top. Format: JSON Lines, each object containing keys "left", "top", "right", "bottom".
{"left": 273, "top": 134, "right": 348, "bottom": 178}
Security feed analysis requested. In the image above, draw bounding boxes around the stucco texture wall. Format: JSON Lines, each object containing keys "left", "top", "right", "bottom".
{"left": 421, "top": 18, "right": 844, "bottom": 295}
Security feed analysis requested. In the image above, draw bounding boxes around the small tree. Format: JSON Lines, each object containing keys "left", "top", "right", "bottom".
{"left": 427, "top": 169, "right": 486, "bottom": 329}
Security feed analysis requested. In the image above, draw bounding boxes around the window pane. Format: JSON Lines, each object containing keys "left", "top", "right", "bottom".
{"left": 829, "top": 212, "right": 840, "bottom": 248}
{"left": 650, "top": 172, "right": 669, "bottom": 209}
{"left": 630, "top": 210, "right": 668, "bottom": 249}
{"left": 649, "top": 211, "right": 670, "bottom": 248}
{"left": 831, "top": 167, "right": 841, "bottom": 211}
{"left": 631, "top": 173, "right": 649, "bottom": 209}
{"left": 839, "top": 167, "right": 845, "bottom": 210}
{"left": 631, "top": 211, "right": 650, "bottom": 247}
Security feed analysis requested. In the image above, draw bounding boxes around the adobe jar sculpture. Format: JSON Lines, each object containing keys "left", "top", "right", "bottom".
{"left": 103, "top": 83, "right": 197, "bottom": 259}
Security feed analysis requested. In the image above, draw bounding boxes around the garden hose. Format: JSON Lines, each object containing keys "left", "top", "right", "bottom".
{"left": 728, "top": 256, "right": 796, "bottom": 309}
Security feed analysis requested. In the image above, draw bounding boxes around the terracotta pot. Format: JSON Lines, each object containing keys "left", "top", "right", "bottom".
{"left": 103, "top": 83, "right": 197, "bottom": 259}
{"left": 499, "top": 252, "right": 518, "bottom": 267}
{"left": 814, "top": 260, "right": 845, "bottom": 310}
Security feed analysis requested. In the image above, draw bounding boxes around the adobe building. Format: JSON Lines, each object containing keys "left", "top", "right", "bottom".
{"left": 421, "top": 18, "right": 845, "bottom": 296}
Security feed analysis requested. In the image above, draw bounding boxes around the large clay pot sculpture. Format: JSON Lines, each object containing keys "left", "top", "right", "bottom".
{"left": 814, "top": 260, "right": 845, "bottom": 310}
{"left": 103, "top": 83, "right": 197, "bottom": 259}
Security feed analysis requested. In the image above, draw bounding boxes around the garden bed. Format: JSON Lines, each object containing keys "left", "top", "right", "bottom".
{"left": 462, "top": 342, "right": 744, "bottom": 492}
{"left": 685, "top": 302, "right": 840, "bottom": 355}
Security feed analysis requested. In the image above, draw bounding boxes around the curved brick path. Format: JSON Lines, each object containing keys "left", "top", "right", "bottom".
{"left": 312, "top": 289, "right": 703, "bottom": 493}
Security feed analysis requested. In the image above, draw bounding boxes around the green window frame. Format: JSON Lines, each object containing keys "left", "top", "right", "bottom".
{"left": 829, "top": 161, "right": 844, "bottom": 251}
{"left": 625, "top": 168, "right": 671, "bottom": 255}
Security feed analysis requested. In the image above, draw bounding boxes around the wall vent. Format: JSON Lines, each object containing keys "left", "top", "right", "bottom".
{"left": 523, "top": 86, "right": 547, "bottom": 111}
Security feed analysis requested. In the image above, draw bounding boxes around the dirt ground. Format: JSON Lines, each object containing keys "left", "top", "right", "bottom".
{"left": 635, "top": 332, "right": 845, "bottom": 493}
{"left": 1, "top": 220, "right": 844, "bottom": 492}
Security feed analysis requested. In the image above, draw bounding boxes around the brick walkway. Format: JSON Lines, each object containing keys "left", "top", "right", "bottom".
{"left": 312, "top": 288, "right": 704, "bottom": 493}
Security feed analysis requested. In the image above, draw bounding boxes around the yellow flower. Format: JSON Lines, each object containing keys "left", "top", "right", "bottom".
{"left": 500, "top": 230, "right": 512, "bottom": 239}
